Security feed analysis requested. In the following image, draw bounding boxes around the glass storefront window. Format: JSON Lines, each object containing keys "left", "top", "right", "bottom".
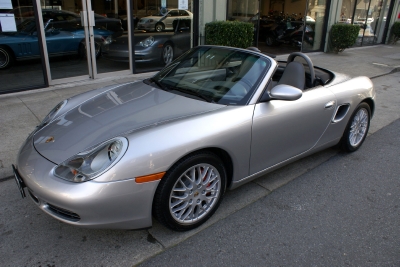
{"left": 132, "top": 1, "right": 193, "bottom": 73}
{"left": 340, "top": 0, "right": 389, "bottom": 46}
{"left": 0, "top": 0, "right": 46, "bottom": 93}
{"left": 101, "top": 1, "right": 194, "bottom": 73}
{"left": 227, "top": 0, "right": 327, "bottom": 54}
{"left": 1, "top": 0, "right": 194, "bottom": 93}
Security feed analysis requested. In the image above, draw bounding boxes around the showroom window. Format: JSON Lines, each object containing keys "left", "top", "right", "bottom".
{"left": 339, "top": 0, "right": 391, "bottom": 46}
{"left": 0, "top": 0, "right": 47, "bottom": 93}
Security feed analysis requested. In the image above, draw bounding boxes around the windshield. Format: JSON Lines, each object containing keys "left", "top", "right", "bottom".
{"left": 151, "top": 46, "right": 271, "bottom": 105}
{"left": 17, "top": 18, "right": 36, "bottom": 33}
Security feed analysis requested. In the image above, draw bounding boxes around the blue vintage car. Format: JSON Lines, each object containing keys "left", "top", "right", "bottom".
{"left": 0, "top": 17, "right": 113, "bottom": 69}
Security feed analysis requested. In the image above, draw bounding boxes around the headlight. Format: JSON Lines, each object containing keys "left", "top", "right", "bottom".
{"left": 104, "top": 35, "right": 114, "bottom": 45}
{"left": 54, "top": 137, "right": 128, "bottom": 183}
{"left": 139, "top": 36, "right": 155, "bottom": 47}
{"left": 40, "top": 100, "right": 67, "bottom": 126}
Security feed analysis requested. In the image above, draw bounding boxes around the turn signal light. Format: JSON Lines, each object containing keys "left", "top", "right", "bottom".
{"left": 135, "top": 172, "right": 165, "bottom": 183}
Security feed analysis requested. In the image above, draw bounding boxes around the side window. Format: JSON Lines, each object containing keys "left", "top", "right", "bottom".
{"left": 179, "top": 10, "right": 189, "bottom": 16}
{"left": 169, "top": 10, "right": 179, "bottom": 17}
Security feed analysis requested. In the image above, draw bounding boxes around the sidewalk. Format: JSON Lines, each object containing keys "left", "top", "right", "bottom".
{"left": 1, "top": 44, "right": 400, "bottom": 179}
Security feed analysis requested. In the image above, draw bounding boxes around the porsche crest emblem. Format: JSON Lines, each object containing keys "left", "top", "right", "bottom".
{"left": 45, "top": 136, "right": 55, "bottom": 143}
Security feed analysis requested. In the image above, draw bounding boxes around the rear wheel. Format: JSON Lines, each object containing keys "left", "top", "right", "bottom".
{"left": 79, "top": 41, "right": 101, "bottom": 59}
{"left": 153, "top": 152, "right": 227, "bottom": 231}
{"left": 0, "top": 46, "right": 14, "bottom": 70}
{"left": 340, "top": 102, "right": 371, "bottom": 152}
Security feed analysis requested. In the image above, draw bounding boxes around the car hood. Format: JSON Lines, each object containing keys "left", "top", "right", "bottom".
{"left": 33, "top": 81, "right": 224, "bottom": 164}
{"left": 111, "top": 31, "right": 174, "bottom": 47}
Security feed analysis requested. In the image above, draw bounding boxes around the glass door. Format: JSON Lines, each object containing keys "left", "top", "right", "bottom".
{"left": 42, "top": 4, "right": 90, "bottom": 80}
{"left": 89, "top": 0, "right": 129, "bottom": 75}
{"left": 43, "top": 0, "right": 129, "bottom": 80}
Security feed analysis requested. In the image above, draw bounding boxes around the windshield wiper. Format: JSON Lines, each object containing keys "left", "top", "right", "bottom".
{"left": 169, "top": 87, "right": 215, "bottom": 103}
{"left": 146, "top": 78, "right": 170, "bottom": 91}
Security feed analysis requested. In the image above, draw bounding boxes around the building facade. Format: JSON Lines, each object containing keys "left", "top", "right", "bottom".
{"left": 0, "top": 0, "right": 398, "bottom": 94}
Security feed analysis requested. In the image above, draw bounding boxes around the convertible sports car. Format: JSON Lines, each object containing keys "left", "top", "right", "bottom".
{"left": 13, "top": 46, "right": 375, "bottom": 231}
{"left": 102, "top": 19, "right": 191, "bottom": 65}
{"left": 0, "top": 18, "right": 113, "bottom": 69}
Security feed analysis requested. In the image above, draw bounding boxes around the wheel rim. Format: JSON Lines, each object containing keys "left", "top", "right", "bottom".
{"left": 169, "top": 163, "right": 222, "bottom": 225}
{"left": 163, "top": 45, "right": 173, "bottom": 64}
{"left": 349, "top": 108, "right": 369, "bottom": 147}
{"left": 94, "top": 42, "right": 101, "bottom": 57}
{"left": 0, "top": 49, "right": 10, "bottom": 68}
{"left": 156, "top": 24, "right": 163, "bottom": 32}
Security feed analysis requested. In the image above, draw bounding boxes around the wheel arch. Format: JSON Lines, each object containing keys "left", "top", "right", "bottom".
{"left": 155, "top": 22, "right": 165, "bottom": 31}
{"left": 163, "top": 41, "right": 174, "bottom": 49}
{"left": 362, "top": 97, "right": 375, "bottom": 118}
{"left": 164, "top": 147, "right": 234, "bottom": 189}
{"left": 0, "top": 44, "right": 17, "bottom": 69}
{"left": 0, "top": 45, "right": 16, "bottom": 59}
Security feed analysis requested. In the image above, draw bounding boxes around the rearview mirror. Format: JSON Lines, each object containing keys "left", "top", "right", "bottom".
{"left": 260, "top": 84, "right": 302, "bottom": 102}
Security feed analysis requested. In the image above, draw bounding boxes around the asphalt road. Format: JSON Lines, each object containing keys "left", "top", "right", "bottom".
{"left": 139, "top": 119, "right": 400, "bottom": 267}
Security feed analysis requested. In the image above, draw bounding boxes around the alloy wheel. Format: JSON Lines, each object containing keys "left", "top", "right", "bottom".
{"left": 163, "top": 45, "right": 173, "bottom": 64}
{"left": 169, "top": 163, "right": 222, "bottom": 224}
{"left": 349, "top": 108, "right": 369, "bottom": 147}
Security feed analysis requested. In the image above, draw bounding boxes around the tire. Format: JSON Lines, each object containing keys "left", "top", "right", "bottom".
{"left": 340, "top": 102, "right": 371, "bottom": 152}
{"left": 162, "top": 43, "right": 174, "bottom": 65}
{"left": 155, "top": 23, "right": 164, "bottom": 32}
{"left": 79, "top": 41, "right": 101, "bottom": 59}
{"left": 153, "top": 152, "right": 227, "bottom": 231}
{"left": 0, "top": 46, "right": 14, "bottom": 70}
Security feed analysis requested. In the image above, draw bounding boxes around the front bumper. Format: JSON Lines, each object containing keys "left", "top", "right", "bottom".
{"left": 102, "top": 44, "right": 162, "bottom": 63}
{"left": 15, "top": 133, "right": 159, "bottom": 229}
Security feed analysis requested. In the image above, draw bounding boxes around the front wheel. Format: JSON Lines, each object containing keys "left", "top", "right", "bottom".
{"left": 162, "top": 43, "right": 174, "bottom": 65}
{"left": 153, "top": 152, "right": 227, "bottom": 231}
{"left": 340, "top": 102, "right": 371, "bottom": 152}
{"left": 155, "top": 23, "right": 164, "bottom": 32}
{"left": 0, "top": 46, "right": 14, "bottom": 70}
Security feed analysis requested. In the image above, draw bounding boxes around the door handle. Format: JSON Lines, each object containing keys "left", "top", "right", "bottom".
{"left": 325, "top": 100, "right": 335, "bottom": 109}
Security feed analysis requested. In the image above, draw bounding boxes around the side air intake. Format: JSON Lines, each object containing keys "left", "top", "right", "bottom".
{"left": 332, "top": 104, "right": 350, "bottom": 123}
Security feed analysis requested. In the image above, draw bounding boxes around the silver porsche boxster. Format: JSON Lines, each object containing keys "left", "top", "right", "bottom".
{"left": 13, "top": 46, "right": 375, "bottom": 231}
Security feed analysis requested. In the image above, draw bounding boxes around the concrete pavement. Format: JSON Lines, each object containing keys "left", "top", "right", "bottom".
{"left": 0, "top": 44, "right": 400, "bottom": 266}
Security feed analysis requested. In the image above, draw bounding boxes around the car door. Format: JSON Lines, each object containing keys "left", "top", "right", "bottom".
{"left": 250, "top": 86, "right": 336, "bottom": 175}
{"left": 44, "top": 19, "right": 77, "bottom": 55}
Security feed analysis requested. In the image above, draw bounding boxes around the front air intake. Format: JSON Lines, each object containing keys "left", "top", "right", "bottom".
{"left": 45, "top": 203, "right": 81, "bottom": 222}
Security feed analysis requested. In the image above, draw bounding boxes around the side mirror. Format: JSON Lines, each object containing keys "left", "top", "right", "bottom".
{"left": 260, "top": 84, "right": 302, "bottom": 102}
